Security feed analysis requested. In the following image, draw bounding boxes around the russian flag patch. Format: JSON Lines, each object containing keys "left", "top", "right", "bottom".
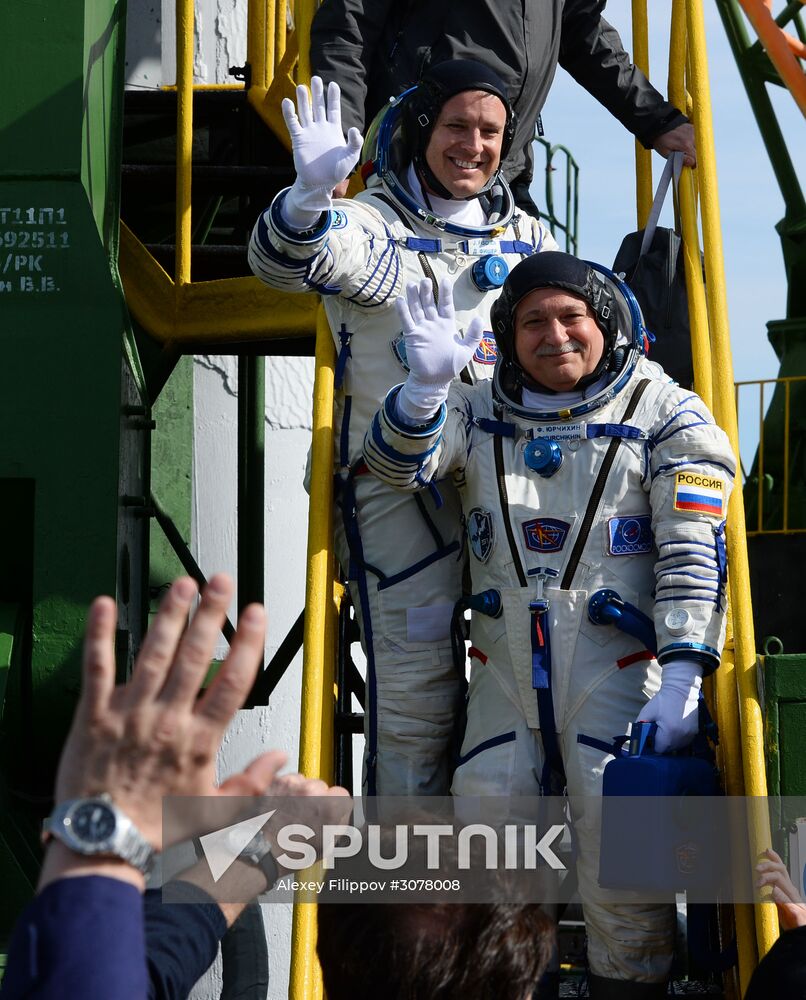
{"left": 673, "top": 472, "right": 724, "bottom": 517}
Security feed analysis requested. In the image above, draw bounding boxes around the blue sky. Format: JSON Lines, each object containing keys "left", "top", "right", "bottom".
{"left": 533, "top": 2, "right": 804, "bottom": 468}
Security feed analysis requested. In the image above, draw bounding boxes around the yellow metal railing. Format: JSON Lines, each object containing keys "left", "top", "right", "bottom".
{"left": 120, "top": 0, "right": 316, "bottom": 343}
{"left": 640, "top": 2, "right": 779, "bottom": 991}
{"left": 290, "top": 306, "right": 341, "bottom": 1000}
{"left": 631, "top": 0, "right": 654, "bottom": 227}
{"left": 736, "top": 375, "right": 806, "bottom": 535}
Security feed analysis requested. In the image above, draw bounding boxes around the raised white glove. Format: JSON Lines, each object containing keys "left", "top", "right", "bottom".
{"left": 280, "top": 76, "right": 363, "bottom": 230}
{"left": 636, "top": 658, "right": 703, "bottom": 753}
{"left": 395, "top": 278, "right": 485, "bottom": 424}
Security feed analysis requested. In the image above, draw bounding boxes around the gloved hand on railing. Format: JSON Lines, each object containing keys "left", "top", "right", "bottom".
{"left": 280, "top": 75, "right": 363, "bottom": 230}
{"left": 635, "top": 658, "right": 703, "bottom": 753}
{"left": 395, "top": 278, "right": 484, "bottom": 424}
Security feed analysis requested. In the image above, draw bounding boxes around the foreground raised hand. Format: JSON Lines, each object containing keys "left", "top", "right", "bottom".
{"left": 38, "top": 575, "right": 345, "bottom": 892}
{"left": 51, "top": 574, "right": 277, "bottom": 852}
{"left": 395, "top": 277, "right": 485, "bottom": 424}
{"left": 281, "top": 75, "right": 363, "bottom": 230}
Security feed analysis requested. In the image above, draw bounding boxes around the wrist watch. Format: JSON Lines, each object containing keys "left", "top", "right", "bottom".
{"left": 226, "top": 826, "right": 279, "bottom": 887}
{"left": 43, "top": 793, "right": 155, "bottom": 874}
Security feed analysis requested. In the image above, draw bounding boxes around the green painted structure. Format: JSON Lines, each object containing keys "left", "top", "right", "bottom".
{"left": 0, "top": 0, "right": 152, "bottom": 934}
{"left": 762, "top": 651, "right": 806, "bottom": 855}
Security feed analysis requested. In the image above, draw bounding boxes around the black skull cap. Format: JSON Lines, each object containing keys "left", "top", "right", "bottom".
{"left": 410, "top": 60, "right": 515, "bottom": 157}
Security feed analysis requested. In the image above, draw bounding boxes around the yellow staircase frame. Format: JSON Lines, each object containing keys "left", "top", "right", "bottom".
{"left": 116, "top": 0, "right": 782, "bottom": 995}
{"left": 634, "top": 2, "right": 778, "bottom": 994}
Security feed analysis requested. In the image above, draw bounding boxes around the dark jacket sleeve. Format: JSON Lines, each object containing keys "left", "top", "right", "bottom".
{"left": 309, "top": 0, "right": 398, "bottom": 135}
{"left": 144, "top": 882, "right": 228, "bottom": 1000}
{"left": 0, "top": 877, "right": 147, "bottom": 1000}
{"left": 559, "top": 0, "right": 688, "bottom": 147}
{"left": 744, "top": 925, "right": 806, "bottom": 999}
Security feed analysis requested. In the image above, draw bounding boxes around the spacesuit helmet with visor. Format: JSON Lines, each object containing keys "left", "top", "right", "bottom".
{"left": 490, "top": 251, "right": 647, "bottom": 418}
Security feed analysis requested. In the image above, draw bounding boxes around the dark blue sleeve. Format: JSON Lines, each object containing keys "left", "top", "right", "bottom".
{"left": 144, "top": 882, "right": 227, "bottom": 1000}
{"left": 744, "top": 925, "right": 806, "bottom": 999}
{"left": 0, "top": 876, "right": 147, "bottom": 1000}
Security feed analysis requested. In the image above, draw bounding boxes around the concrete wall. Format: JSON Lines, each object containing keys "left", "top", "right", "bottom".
{"left": 193, "top": 355, "right": 314, "bottom": 1000}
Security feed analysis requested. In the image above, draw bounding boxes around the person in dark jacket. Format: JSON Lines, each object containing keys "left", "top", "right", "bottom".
{"left": 310, "top": 0, "right": 695, "bottom": 212}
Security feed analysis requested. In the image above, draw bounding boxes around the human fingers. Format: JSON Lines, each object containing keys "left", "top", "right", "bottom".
{"left": 218, "top": 750, "right": 288, "bottom": 797}
{"left": 281, "top": 98, "right": 301, "bottom": 140}
{"left": 268, "top": 771, "right": 308, "bottom": 795}
{"left": 295, "top": 83, "right": 313, "bottom": 130}
{"left": 757, "top": 859, "right": 790, "bottom": 879}
{"left": 757, "top": 867, "right": 802, "bottom": 905}
{"left": 436, "top": 276, "right": 455, "bottom": 321}
{"left": 655, "top": 124, "right": 696, "bottom": 168}
{"left": 125, "top": 577, "right": 198, "bottom": 704}
{"left": 76, "top": 596, "right": 117, "bottom": 724}
{"left": 158, "top": 573, "right": 235, "bottom": 707}
{"left": 195, "top": 601, "right": 266, "bottom": 726}
{"left": 756, "top": 850, "right": 796, "bottom": 885}
{"left": 310, "top": 75, "right": 326, "bottom": 124}
{"left": 286, "top": 777, "right": 329, "bottom": 797}
{"left": 778, "top": 899, "right": 806, "bottom": 930}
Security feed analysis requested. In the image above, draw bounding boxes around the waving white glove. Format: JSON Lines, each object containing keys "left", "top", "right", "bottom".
{"left": 395, "top": 278, "right": 485, "bottom": 424}
{"left": 281, "top": 76, "right": 363, "bottom": 230}
{"left": 636, "top": 659, "right": 703, "bottom": 753}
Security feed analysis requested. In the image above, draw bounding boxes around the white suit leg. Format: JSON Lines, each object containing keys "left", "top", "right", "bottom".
{"left": 562, "top": 660, "right": 675, "bottom": 984}
{"left": 335, "top": 472, "right": 466, "bottom": 795}
{"left": 452, "top": 645, "right": 674, "bottom": 983}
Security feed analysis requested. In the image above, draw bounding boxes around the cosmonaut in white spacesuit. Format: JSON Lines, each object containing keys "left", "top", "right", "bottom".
{"left": 248, "top": 61, "right": 558, "bottom": 795}
{"left": 363, "top": 252, "right": 735, "bottom": 996}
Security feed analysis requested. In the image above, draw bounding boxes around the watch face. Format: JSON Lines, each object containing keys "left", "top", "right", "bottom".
{"left": 70, "top": 801, "right": 117, "bottom": 844}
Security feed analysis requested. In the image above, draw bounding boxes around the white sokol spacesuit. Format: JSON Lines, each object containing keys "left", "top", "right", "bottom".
{"left": 364, "top": 253, "right": 735, "bottom": 988}
{"left": 248, "top": 64, "right": 557, "bottom": 795}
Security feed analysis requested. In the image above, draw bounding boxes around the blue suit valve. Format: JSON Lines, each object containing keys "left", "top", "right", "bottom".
{"left": 470, "top": 254, "right": 508, "bottom": 291}
{"left": 524, "top": 438, "right": 563, "bottom": 477}
{"left": 587, "top": 588, "right": 657, "bottom": 655}
{"left": 466, "top": 589, "right": 502, "bottom": 619}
